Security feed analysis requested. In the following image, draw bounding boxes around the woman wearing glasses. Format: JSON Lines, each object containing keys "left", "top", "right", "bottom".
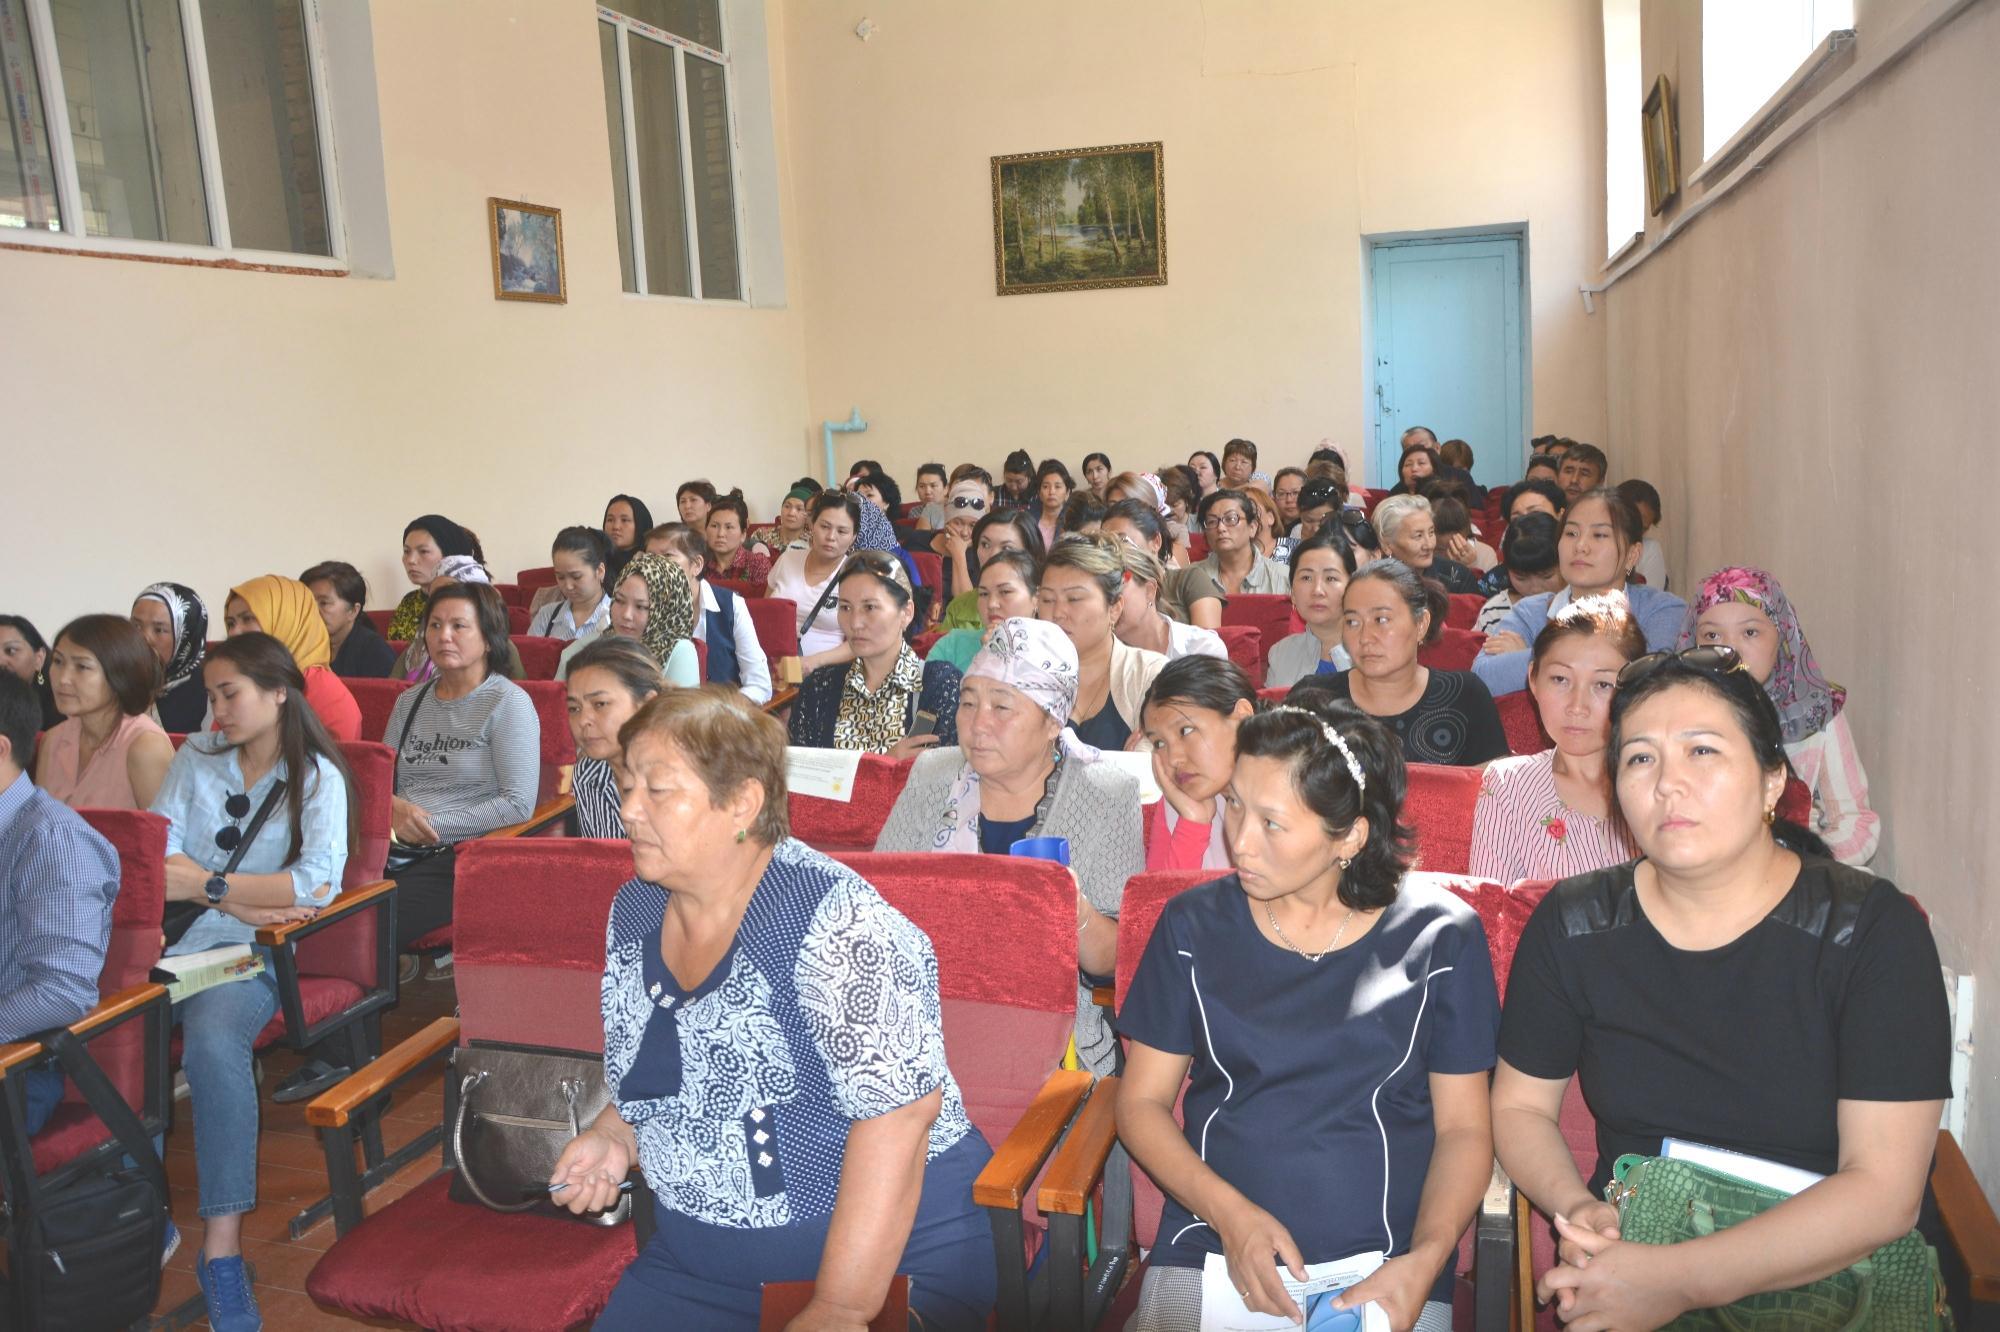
{"left": 152, "top": 633, "right": 357, "bottom": 1332}
{"left": 1190, "top": 490, "right": 1290, "bottom": 596}
{"left": 1492, "top": 647, "right": 1948, "bottom": 1331}
{"left": 788, "top": 553, "right": 961, "bottom": 756}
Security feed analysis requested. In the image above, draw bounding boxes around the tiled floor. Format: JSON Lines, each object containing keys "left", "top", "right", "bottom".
{"left": 152, "top": 973, "right": 459, "bottom": 1330}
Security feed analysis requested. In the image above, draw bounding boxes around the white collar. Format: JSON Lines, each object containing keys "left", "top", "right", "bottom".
{"left": 699, "top": 580, "right": 720, "bottom": 613}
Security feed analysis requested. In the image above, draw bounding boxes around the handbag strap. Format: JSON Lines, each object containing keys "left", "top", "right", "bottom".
{"left": 798, "top": 556, "right": 850, "bottom": 637}
{"left": 19, "top": 1027, "right": 167, "bottom": 1209}
{"left": 391, "top": 679, "right": 439, "bottom": 792}
{"left": 221, "top": 779, "right": 287, "bottom": 877}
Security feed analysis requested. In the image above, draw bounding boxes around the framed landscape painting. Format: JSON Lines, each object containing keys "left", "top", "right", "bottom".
{"left": 488, "top": 197, "right": 566, "bottom": 303}
{"left": 991, "top": 141, "right": 1166, "bottom": 295}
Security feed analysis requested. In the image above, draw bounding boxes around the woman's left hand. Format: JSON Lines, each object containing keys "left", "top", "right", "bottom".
{"left": 1536, "top": 1215, "right": 1689, "bottom": 1332}
{"left": 1331, "top": 1252, "right": 1436, "bottom": 1332}
{"left": 885, "top": 732, "right": 941, "bottom": 761}
{"left": 783, "top": 1298, "right": 872, "bottom": 1332}
{"left": 224, "top": 902, "right": 318, "bottom": 928}
{"left": 163, "top": 854, "right": 209, "bottom": 901}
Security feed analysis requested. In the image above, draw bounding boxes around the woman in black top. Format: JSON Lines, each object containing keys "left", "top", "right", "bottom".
{"left": 1491, "top": 647, "right": 1950, "bottom": 1331}
{"left": 302, "top": 561, "right": 398, "bottom": 679}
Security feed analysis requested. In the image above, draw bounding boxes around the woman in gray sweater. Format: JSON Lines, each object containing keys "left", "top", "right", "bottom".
{"left": 874, "top": 618, "right": 1144, "bottom": 1074}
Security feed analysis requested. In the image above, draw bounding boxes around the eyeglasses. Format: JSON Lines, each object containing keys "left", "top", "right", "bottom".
{"left": 1274, "top": 488, "right": 1302, "bottom": 501}
{"left": 1615, "top": 645, "right": 1744, "bottom": 689}
{"left": 949, "top": 496, "right": 988, "bottom": 511}
{"left": 215, "top": 791, "right": 253, "bottom": 852}
{"left": 1201, "top": 510, "right": 1247, "bottom": 530}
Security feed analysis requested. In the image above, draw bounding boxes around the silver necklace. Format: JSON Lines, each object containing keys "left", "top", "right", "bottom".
{"left": 1264, "top": 900, "right": 1356, "bottom": 963}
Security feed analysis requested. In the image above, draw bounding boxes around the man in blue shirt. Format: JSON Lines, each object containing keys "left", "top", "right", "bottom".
{"left": 0, "top": 671, "right": 120, "bottom": 1135}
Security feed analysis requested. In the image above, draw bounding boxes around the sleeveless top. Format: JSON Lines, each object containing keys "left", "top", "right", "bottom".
{"left": 39, "top": 712, "right": 167, "bottom": 809}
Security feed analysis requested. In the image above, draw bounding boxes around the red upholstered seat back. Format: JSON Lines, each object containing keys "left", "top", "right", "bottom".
{"left": 788, "top": 755, "right": 913, "bottom": 852}
{"left": 1112, "top": 870, "right": 1217, "bottom": 1009}
{"left": 910, "top": 626, "right": 946, "bottom": 658}
{"left": 1417, "top": 626, "right": 1487, "bottom": 671}
{"left": 1497, "top": 689, "right": 1551, "bottom": 756}
{"left": 1363, "top": 488, "right": 1390, "bottom": 516}
{"left": 1446, "top": 594, "right": 1484, "bottom": 631}
{"left": 506, "top": 606, "right": 531, "bottom": 635}
{"left": 515, "top": 566, "right": 557, "bottom": 595}
{"left": 713, "top": 577, "right": 762, "bottom": 601}
{"left": 1216, "top": 625, "right": 1262, "bottom": 688}
{"left": 510, "top": 635, "right": 564, "bottom": 681}
{"left": 70, "top": 810, "right": 168, "bottom": 1120}
{"left": 349, "top": 677, "right": 412, "bottom": 747}
{"left": 363, "top": 609, "right": 394, "bottom": 636}
{"left": 692, "top": 636, "right": 708, "bottom": 680}
{"left": 1219, "top": 595, "right": 1294, "bottom": 672}
{"left": 516, "top": 680, "right": 577, "bottom": 803}
{"left": 452, "top": 839, "right": 633, "bottom": 1051}
{"left": 337, "top": 741, "right": 393, "bottom": 888}
{"left": 495, "top": 582, "right": 526, "bottom": 609}
{"left": 1257, "top": 685, "right": 1287, "bottom": 704}
{"left": 1777, "top": 772, "right": 1811, "bottom": 826}
{"left": 909, "top": 551, "right": 943, "bottom": 592}
{"left": 1187, "top": 533, "right": 1208, "bottom": 562}
{"left": 1404, "top": 764, "right": 1482, "bottom": 874}
{"left": 746, "top": 597, "right": 801, "bottom": 663}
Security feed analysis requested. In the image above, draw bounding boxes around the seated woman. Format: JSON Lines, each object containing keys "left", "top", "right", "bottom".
{"left": 1105, "top": 472, "right": 1193, "bottom": 569}
{"left": 381, "top": 583, "right": 539, "bottom": 971}
{"left": 1373, "top": 495, "right": 1481, "bottom": 595}
{"left": 1140, "top": 655, "right": 1257, "bottom": 871}
{"left": 1385, "top": 440, "right": 1443, "bottom": 496}
{"left": 1474, "top": 487, "right": 1687, "bottom": 696}
{"left": 526, "top": 526, "right": 613, "bottom": 642}
{"left": 789, "top": 552, "right": 960, "bottom": 755}
{"left": 1113, "top": 543, "right": 1227, "bottom": 661}
{"left": 702, "top": 488, "right": 772, "bottom": 584}
{"left": 767, "top": 490, "right": 863, "bottom": 665}
{"left": 1058, "top": 492, "right": 1107, "bottom": 537}
{"left": 926, "top": 547, "right": 1038, "bottom": 673}
{"left": 1491, "top": 648, "right": 1948, "bottom": 1331}
{"left": 551, "top": 687, "right": 997, "bottom": 1331}
{"left": 1191, "top": 490, "right": 1290, "bottom": 596}
{"left": 1039, "top": 533, "right": 1167, "bottom": 752}
{"left": 394, "top": 557, "right": 528, "bottom": 683}
{"left": 874, "top": 618, "right": 1144, "bottom": 1074}
{"left": 602, "top": 493, "right": 654, "bottom": 586}
{"left": 747, "top": 477, "right": 818, "bottom": 554}
{"left": 387, "top": 514, "right": 481, "bottom": 642}
{"left": 1683, "top": 567, "right": 1879, "bottom": 866}
{"left": 1472, "top": 513, "right": 1562, "bottom": 634}
{"left": 0, "top": 614, "right": 62, "bottom": 728}
{"left": 1118, "top": 697, "right": 1499, "bottom": 1331}
{"left": 1296, "top": 559, "right": 1508, "bottom": 767}
{"left": 225, "top": 575, "right": 364, "bottom": 742}
{"left": 1266, "top": 525, "right": 1359, "bottom": 688}
{"left": 1432, "top": 495, "right": 1496, "bottom": 572}
{"left": 299, "top": 563, "right": 398, "bottom": 679}
{"left": 936, "top": 506, "right": 1041, "bottom": 633}
{"left": 37, "top": 615, "right": 172, "bottom": 810}
{"left": 675, "top": 479, "right": 715, "bottom": 530}
{"left": 641, "top": 523, "right": 772, "bottom": 702}
{"left": 152, "top": 633, "right": 355, "bottom": 1332}
{"left": 564, "top": 635, "right": 662, "bottom": 838}
{"left": 130, "top": 583, "right": 212, "bottom": 730}
{"left": 1243, "top": 484, "right": 1295, "bottom": 565}
{"left": 1083, "top": 451, "right": 1112, "bottom": 502}
{"left": 570, "top": 551, "right": 701, "bottom": 686}
{"left": 1469, "top": 594, "right": 1643, "bottom": 881}
{"left": 1032, "top": 458, "right": 1073, "bottom": 549}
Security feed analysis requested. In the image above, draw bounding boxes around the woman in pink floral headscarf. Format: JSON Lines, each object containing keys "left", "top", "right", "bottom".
{"left": 1679, "top": 567, "right": 1879, "bottom": 865}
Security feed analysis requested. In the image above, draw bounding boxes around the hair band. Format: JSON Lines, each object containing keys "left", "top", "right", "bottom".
{"left": 1268, "top": 706, "right": 1365, "bottom": 794}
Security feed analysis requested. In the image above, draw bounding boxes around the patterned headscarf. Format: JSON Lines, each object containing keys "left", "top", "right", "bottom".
{"left": 135, "top": 582, "right": 208, "bottom": 694}
{"left": 435, "top": 555, "right": 491, "bottom": 585}
{"left": 1677, "top": 567, "right": 1846, "bottom": 744}
{"left": 1132, "top": 472, "right": 1173, "bottom": 520}
{"left": 230, "top": 574, "right": 331, "bottom": 671}
{"left": 616, "top": 552, "right": 697, "bottom": 666}
{"left": 852, "top": 492, "right": 899, "bottom": 554}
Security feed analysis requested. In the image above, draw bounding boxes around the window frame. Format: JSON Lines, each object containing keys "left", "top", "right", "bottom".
{"left": 597, "top": 2, "right": 749, "bottom": 303}
{"left": 2, "top": 0, "right": 347, "bottom": 269}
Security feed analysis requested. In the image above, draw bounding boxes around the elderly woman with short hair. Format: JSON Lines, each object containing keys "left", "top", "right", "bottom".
{"left": 874, "top": 618, "right": 1145, "bottom": 1074}
{"left": 1373, "top": 494, "right": 1481, "bottom": 595}
{"left": 551, "top": 687, "right": 997, "bottom": 1331}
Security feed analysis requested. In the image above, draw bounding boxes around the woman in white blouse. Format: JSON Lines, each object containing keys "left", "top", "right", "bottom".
{"left": 765, "top": 490, "right": 862, "bottom": 667}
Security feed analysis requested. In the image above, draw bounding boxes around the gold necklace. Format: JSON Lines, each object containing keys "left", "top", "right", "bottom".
{"left": 1264, "top": 900, "right": 1356, "bottom": 962}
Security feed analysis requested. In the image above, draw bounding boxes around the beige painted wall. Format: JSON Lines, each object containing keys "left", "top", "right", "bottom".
{"left": 783, "top": 0, "right": 1607, "bottom": 488}
{"left": 0, "top": 0, "right": 813, "bottom": 630}
{"left": 1602, "top": 0, "right": 2000, "bottom": 1187}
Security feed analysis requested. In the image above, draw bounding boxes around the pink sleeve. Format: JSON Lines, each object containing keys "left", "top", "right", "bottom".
{"left": 1807, "top": 713, "right": 1880, "bottom": 866}
{"left": 1146, "top": 801, "right": 1217, "bottom": 871}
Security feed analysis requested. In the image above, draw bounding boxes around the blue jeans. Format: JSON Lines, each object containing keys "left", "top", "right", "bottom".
{"left": 21, "top": 1063, "right": 64, "bottom": 1135}
{"left": 173, "top": 972, "right": 279, "bottom": 1218}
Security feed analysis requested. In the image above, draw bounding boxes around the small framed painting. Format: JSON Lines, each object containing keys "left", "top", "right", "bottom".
{"left": 488, "top": 197, "right": 566, "bottom": 303}
{"left": 1642, "top": 76, "right": 1680, "bottom": 216}
{"left": 991, "top": 141, "right": 1166, "bottom": 295}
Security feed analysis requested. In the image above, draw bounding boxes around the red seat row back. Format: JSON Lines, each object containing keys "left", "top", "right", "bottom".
{"left": 1446, "top": 593, "right": 1485, "bottom": 631}
{"left": 788, "top": 754, "right": 915, "bottom": 853}
{"left": 1218, "top": 594, "right": 1296, "bottom": 672}
{"left": 1419, "top": 626, "right": 1487, "bottom": 671}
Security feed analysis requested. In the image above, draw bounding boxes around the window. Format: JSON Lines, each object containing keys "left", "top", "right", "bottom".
{"left": 1603, "top": 0, "right": 1643, "bottom": 258}
{"left": 0, "top": 0, "right": 336, "bottom": 258}
{"left": 1703, "top": 0, "right": 1854, "bottom": 160}
{"left": 598, "top": 1, "right": 744, "bottom": 300}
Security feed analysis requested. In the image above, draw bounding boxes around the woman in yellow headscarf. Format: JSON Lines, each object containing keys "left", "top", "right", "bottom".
{"left": 224, "top": 575, "right": 364, "bottom": 742}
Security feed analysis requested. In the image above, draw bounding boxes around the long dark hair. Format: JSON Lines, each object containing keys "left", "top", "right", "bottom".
{"left": 203, "top": 634, "right": 359, "bottom": 866}
{"left": 0, "top": 614, "right": 59, "bottom": 724}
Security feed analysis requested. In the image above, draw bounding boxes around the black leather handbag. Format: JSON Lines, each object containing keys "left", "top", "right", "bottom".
{"left": 447, "top": 1040, "right": 628, "bottom": 1225}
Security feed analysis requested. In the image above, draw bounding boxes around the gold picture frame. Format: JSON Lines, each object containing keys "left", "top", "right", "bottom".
{"left": 487, "top": 197, "right": 566, "bottom": 304}
{"left": 1642, "top": 76, "right": 1680, "bottom": 216}
{"left": 991, "top": 141, "right": 1166, "bottom": 295}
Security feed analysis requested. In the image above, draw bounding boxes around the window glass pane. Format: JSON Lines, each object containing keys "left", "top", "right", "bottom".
{"left": 600, "top": 21, "right": 635, "bottom": 291}
{"left": 55, "top": 0, "right": 209, "bottom": 243}
{"left": 1702, "top": 0, "right": 1853, "bottom": 158}
{"left": 627, "top": 33, "right": 689, "bottom": 297}
{"left": 684, "top": 53, "right": 738, "bottom": 299}
{"left": 1603, "top": 0, "right": 1642, "bottom": 255}
{"left": 200, "top": 0, "right": 329, "bottom": 255}
{"left": 611, "top": 0, "right": 721, "bottom": 51}
{"left": 0, "top": 0, "right": 62, "bottom": 229}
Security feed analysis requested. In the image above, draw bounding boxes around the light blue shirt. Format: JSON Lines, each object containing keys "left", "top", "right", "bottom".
{"left": 153, "top": 738, "right": 349, "bottom": 957}
{"left": 1470, "top": 583, "right": 1688, "bottom": 696}
{"left": 0, "top": 771, "right": 118, "bottom": 1040}
{"left": 529, "top": 594, "right": 611, "bottom": 642}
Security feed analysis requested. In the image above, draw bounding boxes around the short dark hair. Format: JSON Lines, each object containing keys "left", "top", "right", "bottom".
{"left": 423, "top": 583, "right": 512, "bottom": 677}
{"left": 977, "top": 547, "right": 1041, "bottom": 592}
{"left": 1431, "top": 497, "right": 1474, "bottom": 539}
{"left": 0, "top": 672, "right": 39, "bottom": 772}
{"left": 1003, "top": 449, "right": 1034, "bottom": 478}
{"left": 1187, "top": 450, "right": 1222, "bottom": 489}
{"left": 1234, "top": 696, "right": 1414, "bottom": 910}
{"left": 949, "top": 463, "right": 993, "bottom": 488}
{"left": 1058, "top": 493, "right": 1107, "bottom": 534}
{"left": 917, "top": 462, "right": 948, "bottom": 484}
{"left": 1082, "top": 451, "right": 1111, "bottom": 473}
{"left": 1398, "top": 444, "right": 1444, "bottom": 483}
{"left": 1564, "top": 443, "right": 1608, "bottom": 476}
{"left": 1344, "top": 559, "right": 1447, "bottom": 645}
{"left": 1615, "top": 478, "right": 1662, "bottom": 520}
{"left": 972, "top": 509, "right": 1047, "bottom": 563}
{"left": 551, "top": 525, "right": 610, "bottom": 568}
{"left": 854, "top": 467, "right": 902, "bottom": 512}
{"left": 1195, "top": 487, "right": 1255, "bottom": 530}
{"left": 1221, "top": 438, "right": 1258, "bottom": 465}
{"left": 1500, "top": 512, "right": 1561, "bottom": 576}
{"left": 1144, "top": 653, "right": 1256, "bottom": 720}
{"left": 705, "top": 489, "right": 750, "bottom": 530}
{"left": 1035, "top": 458, "right": 1074, "bottom": 489}
{"left": 1103, "top": 499, "right": 1167, "bottom": 554}
{"left": 300, "top": 561, "right": 369, "bottom": 610}
{"left": 676, "top": 479, "right": 718, "bottom": 504}
{"left": 1274, "top": 466, "right": 1306, "bottom": 488}
{"left": 1289, "top": 520, "right": 1361, "bottom": 576}
{"left": 810, "top": 490, "right": 864, "bottom": 531}
{"left": 54, "top": 614, "right": 160, "bottom": 715}
{"left": 566, "top": 634, "right": 664, "bottom": 703}
{"left": 1525, "top": 452, "right": 1561, "bottom": 475}
{"left": 1309, "top": 446, "right": 1346, "bottom": 470}
{"left": 1505, "top": 477, "right": 1570, "bottom": 521}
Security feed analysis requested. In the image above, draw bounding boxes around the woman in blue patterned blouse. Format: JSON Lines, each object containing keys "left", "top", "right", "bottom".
{"left": 549, "top": 685, "right": 995, "bottom": 1330}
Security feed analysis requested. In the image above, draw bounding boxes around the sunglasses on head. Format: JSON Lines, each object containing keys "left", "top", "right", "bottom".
{"left": 950, "top": 495, "right": 988, "bottom": 511}
{"left": 215, "top": 791, "right": 253, "bottom": 852}
{"left": 1615, "top": 645, "right": 1744, "bottom": 689}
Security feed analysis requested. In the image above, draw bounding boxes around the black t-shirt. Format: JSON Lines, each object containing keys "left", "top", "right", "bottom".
{"left": 1070, "top": 701, "right": 1132, "bottom": 752}
{"left": 330, "top": 623, "right": 399, "bottom": 679}
{"left": 1499, "top": 857, "right": 1952, "bottom": 1200}
{"left": 154, "top": 676, "right": 206, "bottom": 734}
{"left": 1304, "top": 669, "right": 1507, "bottom": 766}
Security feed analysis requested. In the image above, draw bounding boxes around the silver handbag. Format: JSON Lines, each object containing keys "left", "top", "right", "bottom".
{"left": 447, "top": 1041, "right": 630, "bottom": 1225}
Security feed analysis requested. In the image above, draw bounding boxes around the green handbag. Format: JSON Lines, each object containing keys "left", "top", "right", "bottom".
{"left": 1605, "top": 1154, "right": 1950, "bottom": 1331}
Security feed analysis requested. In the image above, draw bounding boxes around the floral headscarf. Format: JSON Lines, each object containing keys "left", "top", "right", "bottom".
{"left": 135, "top": 582, "right": 208, "bottom": 694}
{"left": 853, "top": 492, "right": 900, "bottom": 554}
{"left": 435, "top": 555, "right": 491, "bottom": 585}
{"left": 230, "top": 574, "right": 332, "bottom": 671}
{"left": 616, "top": 552, "right": 697, "bottom": 666}
{"left": 1677, "top": 566, "right": 1845, "bottom": 744}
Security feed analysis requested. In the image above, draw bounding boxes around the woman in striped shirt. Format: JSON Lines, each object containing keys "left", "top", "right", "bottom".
{"left": 564, "top": 636, "right": 663, "bottom": 838}
{"left": 1469, "top": 594, "right": 1643, "bottom": 882}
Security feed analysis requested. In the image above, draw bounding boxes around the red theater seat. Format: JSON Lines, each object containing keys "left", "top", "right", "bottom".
{"left": 1219, "top": 594, "right": 1295, "bottom": 673}
{"left": 509, "top": 634, "right": 564, "bottom": 681}
{"left": 338, "top": 740, "right": 394, "bottom": 889}
{"left": 909, "top": 550, "right": 943, "bottom": 593}
{"left": 789, "top": 755, "right": 914, "bottom": 853}
{"left": 514, "top": 566, "right": 557, "bottom": 596}
{"left": 1447, "top": 593, "right": 1485, "bottom": 631}
{"left": 746, "top": 596, "right": 801, "bottom": 664}
{"left": 713, "top": 576, "right": 764, "bottom": 601}
{"left": 348, "top": 676, "right": 412, "bottom": 746}
{"left": 1405, "top": 763, "right": 1483, "bottom": 874}
{"left": 1419, "top": 626, "right": 1487, "bottom": 671}
{"left": 506, "top": 605, "right": 531, "bottom": 635}
{"left": 363, "top": 608, "right": 394, "bottom": 636}
{"left": 1496, "top": 690, "right": 1551, "bottom": 756}
{"left": 1216, "top": 624, "right": 1263, "bottom": 688}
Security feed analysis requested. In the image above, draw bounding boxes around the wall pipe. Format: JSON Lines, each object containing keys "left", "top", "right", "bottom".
{"left": 821, "top": 408, "right": 867, "bottom": 485}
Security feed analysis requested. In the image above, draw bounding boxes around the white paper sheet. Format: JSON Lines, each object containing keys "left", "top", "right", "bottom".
{"left": 1199, "top": 1250, "right": 1389, "bottom": 1331}
{"left": 1088, "top": 746, "right": 1164, "bottom": 804}
{"left": 785, "top": 747, "right": 865, "bottom": 802}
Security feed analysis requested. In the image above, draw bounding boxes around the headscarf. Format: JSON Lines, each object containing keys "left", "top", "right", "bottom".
{"left": 435, "top": 554, "right": 491, "bottom": 585}
{"left": 230, "top": 574, "right": 332, "bottom": 671}
{"left": 1132, "top": 472, "right": 1173, "bottom": 521}
{"left": 946, "top": 478, "right": 990, "bottom": 521}
{"left": 404, "top": 514, "right": 475, "bottom": 560}
{"left": 616, "top": 552, "right": 697, "bottom": 666}
{"left": 852, "top": 492, "right": 899, "bottom": 554}
{"left": 1677, "top": 567, "right": 1846, "bottom": 744}
{"left": 135, "top": 582, "right": 209, "bottom": 695}
{"left": 785, "top": 481, "right": 820, "bottom": 505}
{"left": 603, "top": 494, "right": 654, "bottom": 583}
{"left": 931, "top": 618, "right": 1093, "bottom": 852}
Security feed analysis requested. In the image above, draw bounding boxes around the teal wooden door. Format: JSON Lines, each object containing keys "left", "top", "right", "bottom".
{"left": 1369, "top": 236, "right": 1525, "bottom": 491}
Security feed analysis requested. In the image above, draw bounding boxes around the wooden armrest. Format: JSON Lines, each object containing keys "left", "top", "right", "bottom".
{"left": 1090, "top": 985, "right": 1114, "bottom": 1009}
{"left": 1481, "top": 1157, "right": 1512, "bottom": 1218}
{"left": 970, "top": 1067, "right": 1091, "bottom": 1211}
{"left": 256, "top": 878, "right": 396, "bottom": 947}
{"left": 0, "top": 983, "right": 169, "bottom": 1074}
{"left": 1037, "top": 1076, "right": 1121, "bottom": 1216}
{"left": 306, "top": 1016, "right": 460, "bottom": 1128}
{"left": 1934, "top": 1129, "right": 2000, "bottom": 1301}
{"left": 484, "top": 795, "right": 576, "bottom": 840}
{"left": 763, "top": 685, "right": 799, "bottom": 714}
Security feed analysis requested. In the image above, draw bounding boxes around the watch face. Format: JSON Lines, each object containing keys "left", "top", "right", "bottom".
{"left": 206, "top": 875, "right": 228, "bottom": 903}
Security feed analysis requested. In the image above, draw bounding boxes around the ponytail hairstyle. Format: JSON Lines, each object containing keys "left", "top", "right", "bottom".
{"left": 708, "top": 488, "right": 751, "bottom": 529}
{"left": 552, "top": 525, "right": 611, "bottom": 570}
{"left": 1345, "top": 558, "right": 1449, "bottom": 645}
{"left": 202, "top": 633, "right": 359, "bottom": 866}
{"left": 1233, "top": 693, "right": 1413, "bottom": 909}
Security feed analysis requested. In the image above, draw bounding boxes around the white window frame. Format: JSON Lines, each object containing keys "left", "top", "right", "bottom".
{"left": 598, "top": 3, "right": 749, "bottom": 303}
{"left": 1, "top": 0, "right": 347, "bottom": 270}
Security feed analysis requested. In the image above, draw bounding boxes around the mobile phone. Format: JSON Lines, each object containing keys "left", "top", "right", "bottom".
{"left": 910, "top": 709, "right": 938, "bottom": 737}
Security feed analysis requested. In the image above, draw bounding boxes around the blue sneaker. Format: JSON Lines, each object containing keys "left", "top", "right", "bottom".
{"left": 161, "top": 1219, "right": 180, "bottom": 1268}
{"left": 196, "top": 1252, "right": 262, "bottom": 1332}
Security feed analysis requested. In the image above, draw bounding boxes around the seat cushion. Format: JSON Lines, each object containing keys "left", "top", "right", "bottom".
{"left": 253, "top": 975, "right": 365, "bottom": 1050}
{"left": 28, "top": 1103, "right": 114, "bottom": 1175}
{"left": 306, "top": 1171, "right": 637, "bottom": 1332}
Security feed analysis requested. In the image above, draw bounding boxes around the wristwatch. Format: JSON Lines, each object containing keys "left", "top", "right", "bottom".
{"left": 204, "top": 872, "right": 230, "bottom": 904}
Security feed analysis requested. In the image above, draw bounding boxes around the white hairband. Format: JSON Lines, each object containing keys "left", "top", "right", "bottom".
{"left": 1268, "top": 706, "right": 1366, "bottom": 795}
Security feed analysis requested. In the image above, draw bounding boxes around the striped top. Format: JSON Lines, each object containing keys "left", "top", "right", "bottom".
{"left": 382, "top": 675, "right": 539, "bottom": 842}
{"left": 573, "top": 755, "right": 625, "bottom": 839}
{"left": 1468, "top": 750, "right": 1635, "bottom": 883}
{"left": 1785, "top": 713, "right": 1878, "bottom": 866}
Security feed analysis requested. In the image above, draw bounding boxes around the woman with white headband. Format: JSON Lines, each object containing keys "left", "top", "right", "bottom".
{"left": 1117, "top": 696, "right": 1501, "bottom": 1332}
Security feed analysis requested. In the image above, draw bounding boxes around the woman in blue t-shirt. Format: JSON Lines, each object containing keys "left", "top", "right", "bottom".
{"left": 1117, "top": 697, "right": 1500, "bottom": 1331}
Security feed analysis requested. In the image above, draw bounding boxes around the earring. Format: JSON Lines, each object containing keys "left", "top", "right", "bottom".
{"left": 1763, "top": 807, "right": 1776, "bottom": 826}
{"left": 1336, "top": 855, "right": 1352, "bottom": 870}
{"left": 735, "top": 828, "right": 747, "bottom": 844}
